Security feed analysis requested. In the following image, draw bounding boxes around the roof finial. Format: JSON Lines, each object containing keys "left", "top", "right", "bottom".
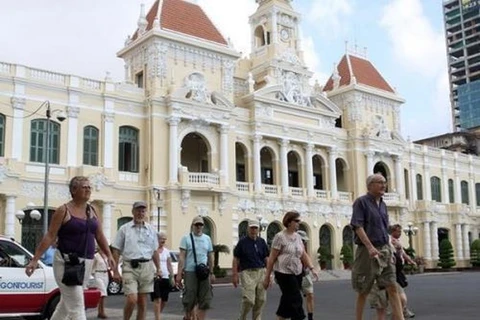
{"left": 332, "top": 63, "right": 341, "bottom": 89}
{"left": 153, "top": 17, "right": 160, "bottom": 30}
{"left": 137, "top": 3, "right": 148, "bottom": 35}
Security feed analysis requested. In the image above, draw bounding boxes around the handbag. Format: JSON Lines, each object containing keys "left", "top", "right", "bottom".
{"left": 61, "top": 205, "right": 91, "bottom": 286}
{"left": 190, "top": 233, "right": 210, "bottom": 280}
{"left": 394, "top": 250, "right": 408, "bottom": 288}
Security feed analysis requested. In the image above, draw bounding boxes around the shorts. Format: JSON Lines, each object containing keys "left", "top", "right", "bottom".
{"left": 351, "top": 245, "right": 396, "bottom": 294}
{"left": 182, "top": 271, "right": 212, "bottom": 311}
{"left": 122, "top": 260, "right": 155, "bottom": 295}
{"left": 368, "top": 283, "right": 388, "bottom": 309}
{"left": 150, "top": 278, "right": 171, "bottom": 302}
{"left": 302, "top": 272, "right": 314, "bottom": 295}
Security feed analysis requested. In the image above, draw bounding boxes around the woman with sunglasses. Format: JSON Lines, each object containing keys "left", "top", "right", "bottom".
{"left": 263, "top": 211, "right": 318, "bottom": 320}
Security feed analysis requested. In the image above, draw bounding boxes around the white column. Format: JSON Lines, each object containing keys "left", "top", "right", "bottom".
{"left": 305, "top": 143, "right": 314, "bottom": 198}
{"left": 365, "top": 151, "right": 374, "bottom": 175}
{"left": 328, "top": 148, "right": 338, "bottom": 199}
{"left": 219, "top": 125, "right": 229, "bottom": 179}
{"left": 455, "top": 174, "right": 462, "bottom": 204}
{"left": 66, "top": 106, "right": 79, "bottom": 166}
{"left": 102, "top": 202, "right": 113, "bottom": 243}
{"left": 11, "top": 98, "right": 25, "bottom": 160}
{"left": 271, "top": 8, "right": 278, "bottom": 44}
{"left": 393, "top": 155, "right": 403, "bottom": 195}
{"left": 168, "top": 117, "right": 180, "bottom": 184}
{"left": 409, "top": 163, "right": 417, "bottom": 202}
{"left": 442, "top": 168, "right": 449, "bottom": 204}
{"left": 423, "top": 221, "right": 432, "bottom": 260}
{"left": 253, "top": 134, "right": 262, "bottom": 193}
{"left": 103, "top": 112, "right": 114, "bottom": 168}
{"left": 463, "top": 224, "right": 470, "bottom": 260}
{"left": 469, "top": 175, "right": 476, "bottom": 209}
{"left": 279, "top": 139, "right": 289, "bottom": 195}
{"left": 4, "top": 195, "right": 16, "bottom": 239}
{"left": 455, "top": 223, "right": 464, "bottom": 260}
{"left": 431, "top": 222, "right": 439, "bottom": 260}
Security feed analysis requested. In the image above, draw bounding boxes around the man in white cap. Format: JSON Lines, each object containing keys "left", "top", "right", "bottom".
{"left": 176, "top": 216, "right": 214, "bottom": 320}
{"left": 232, "top": 219, "right": 270, "bottom": 320}
{"left": 298, "top": 230, "right": 315, "bottom": 320}
{"left": 111, "top": 201, "right": 161, "bottom": 320}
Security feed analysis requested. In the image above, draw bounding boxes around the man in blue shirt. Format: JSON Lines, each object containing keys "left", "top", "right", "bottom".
{"left": 232, "top": 219, "right": 269, "bottom": 320}
{"left": 350, "top": 174, "right": 403, "bottom": 320}
{"left": 176, "top": 216, "right": 214, "bottom": 320}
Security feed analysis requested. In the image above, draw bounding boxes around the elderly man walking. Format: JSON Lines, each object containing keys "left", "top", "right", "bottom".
{"left": 350, "top": 174, "right": 404, "bottom": 320}
{"left": 232, "top": 219, "right": 269, "bottom": 320}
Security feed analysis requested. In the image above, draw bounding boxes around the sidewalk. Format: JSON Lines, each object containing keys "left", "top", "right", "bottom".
{"left": 86, "top": 309, "right": 184, "bottom": 320}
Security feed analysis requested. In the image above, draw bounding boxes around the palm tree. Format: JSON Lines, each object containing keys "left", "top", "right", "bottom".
{"left": 212, "top": 244, "right": 230, "bottom": 272}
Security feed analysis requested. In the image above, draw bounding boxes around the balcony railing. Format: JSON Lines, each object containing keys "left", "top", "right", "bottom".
{"left": 383, "top": 193, "right": 400, "bottom": 202}
{"left": 315, "top": 189, "right": 329, "bottom": 200}
{"left": 263, "top": 184, "right": 279, "bottom": 195}
{"left": 290, "top": 187, "right": 304, "bottom": 197}
{"left": 338, "top": 192, "right": 352, "bottom": 202}
{"left": 188, "top": 172, "right": 219, "bottom": 185}
{"left": 236, "top": 182, "right": 250, "bottom": 192}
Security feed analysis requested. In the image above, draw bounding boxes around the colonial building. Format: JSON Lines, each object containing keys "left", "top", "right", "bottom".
{"left": 0, "top": 0, "right": 479, "bottom": 269}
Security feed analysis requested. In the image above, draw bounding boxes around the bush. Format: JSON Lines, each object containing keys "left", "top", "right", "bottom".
{"left": 213, "top": 265, "right": 227, "bottom": 278}
{"left": 340, "top": 244, "right": 354, "bottom": 267}
{"left": 470, "top": 239, "right": 480, "bottom": 267}
{"left": 438, "top": 239, "right": 456, "bottom": 269}
{"left": 317, "top": 246, "right": 334, "bottom": 266}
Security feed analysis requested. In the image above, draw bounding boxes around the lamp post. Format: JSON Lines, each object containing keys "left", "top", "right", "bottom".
{"left": 256, "top": 214, "right": 268, "bottom": 237}
{"left": 153, "top": 188, "right": 163, "bottom": 232}
{"left": 40, "top": 101, "right": 66, "bottom": 235}
{"left": 15, "top": 209, "right": 42, "bottom": 252}
{"left": 403, "top": 221, "right": 419, "bottom": 252}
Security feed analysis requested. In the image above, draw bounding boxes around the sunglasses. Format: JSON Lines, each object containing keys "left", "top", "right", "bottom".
{"left": 194, "top": 223, "right": 204, "bottom": 227}
{"left": 293, "top": 219, "right": 301, "bottom": 223}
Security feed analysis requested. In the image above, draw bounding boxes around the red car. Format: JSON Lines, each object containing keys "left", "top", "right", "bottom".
{"left": 0, "top": 235, "right": 101, "bottom": 319}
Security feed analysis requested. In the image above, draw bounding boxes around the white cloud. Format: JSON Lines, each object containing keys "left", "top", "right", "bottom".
{"left": 197, "top": 0, "right": 256, "bottom": 56}
{"left": 380, "top": 0, "right": 446, "bottom": 78}
{"left": 306, "top": 0, "right": 354, "bottom": 38}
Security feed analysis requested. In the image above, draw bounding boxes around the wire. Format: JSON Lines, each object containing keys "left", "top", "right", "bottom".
{"left": 0, "top": 100, "right": 48, "bottom": 119}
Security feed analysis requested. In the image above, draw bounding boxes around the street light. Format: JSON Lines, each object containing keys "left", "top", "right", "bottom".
{"left": 15, "top": 209, "right": 42, "bottom": 224}
{"left": 153, "top": 187, "right": 164, "bottom": 232}
{"left": 15, "top": 209, "right": 41, "bottom": 252}
{"left": 40, "top": 101, "right": 67, "bottom": 235}
{"left": 403, "top": 221, "right": 419, "bottom": 251}
{"left": 256, "top": 214, "right": 269, "bottom": 237}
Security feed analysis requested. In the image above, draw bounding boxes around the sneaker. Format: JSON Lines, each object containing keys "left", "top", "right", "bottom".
{"left": 404, "top": 308, "right": 415, "bottom": 318}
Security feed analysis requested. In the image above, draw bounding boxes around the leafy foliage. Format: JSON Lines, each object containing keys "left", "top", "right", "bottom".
{"left": 317, "top": 246, "right": 334, "bottom": 264}
{"left": 340, "top": 244, "right": 354, "bottom": 266}
{"left": 470, "top": 239, "right": 480, "bottom": 267}
{"left": 438, "top": 239, "right": 456, "bottom": 269}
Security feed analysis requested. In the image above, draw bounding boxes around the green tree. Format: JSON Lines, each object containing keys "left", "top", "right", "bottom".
{"left": 470, "top": 239, "right": 480, "bottom": 267}
{"left": 212, "top": 244, "right": 230, "bottom": 277}
{"left": 317, "top": 246, "right": 334, "bottom": 269}
{"left": 438, "top": 239, "right": 456, "bottom": 269}
{"left": 340, "top": 244, "right": 354, "bottom": 268}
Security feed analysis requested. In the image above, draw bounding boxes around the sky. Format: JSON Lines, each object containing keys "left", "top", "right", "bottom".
{"left": 0, "top": 0, "right": 451, "bottom": 141}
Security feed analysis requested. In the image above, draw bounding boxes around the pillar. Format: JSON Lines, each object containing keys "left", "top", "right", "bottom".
{"left": 328, "top": 148, "right": 338, "bottom": 199}
{"left": 430, "top": 222, "right": 439, "bottom": 259}
{"left": 253, "top": 134, "right": 262, "bottom": 193}
{"left": 305, "top": 143, "right": 314, "bottom": 198}
{"left": 423, "top": 221, "right": 432, "bottom": 260}
{"left": 456, "top": 223, "right": 464, "bottom": 260}
{"left": 279, "top": 139, "right": 289, "bottom": 195}
{"left": 4, "top": 195, "right": 16, "bottom": 239}
{"left": 168, "top": 117, "right": 180, "bottom": 184}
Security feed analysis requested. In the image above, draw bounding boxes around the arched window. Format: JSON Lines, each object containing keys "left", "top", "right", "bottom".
{"left": 461, "top": 180, "right": 469, "bottom": 204}
{"left": 30, "top": 119, "right": 60, "bottom": 164}
{"left": 448, "top": 179, "right": 455, "bottom": 203}
{"left": 416, "top": 174, "right": 423, "bottom": 200}
{"left": 431, "top": 176, "right": 442, "bottom": 202}
{"left": 119, "top": 126, "right": 139, "bottom": 172}
{"left": 83, "top": 126, "right": 99, "bottom": 166}
{"left": 0, "top": 114, "right": 5, "bottom": 157}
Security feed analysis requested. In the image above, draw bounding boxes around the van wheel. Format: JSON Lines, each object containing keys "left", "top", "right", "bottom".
{"left": 45, "top": 295, "right": 60, "bottom": 319}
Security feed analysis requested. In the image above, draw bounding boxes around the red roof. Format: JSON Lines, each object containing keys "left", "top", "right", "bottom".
{"left": 323, "top": 54, "right": 394, "bottom": 93}
{"left": 131, "top": 0, "right": 228, "bottom": 46}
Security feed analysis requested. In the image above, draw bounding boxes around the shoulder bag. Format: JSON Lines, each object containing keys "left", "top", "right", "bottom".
{"left": 62, "top": 205, "right": 91, "bottom": 286}
{"left": 190, "top": 233, "right": 210, "bottom": 280}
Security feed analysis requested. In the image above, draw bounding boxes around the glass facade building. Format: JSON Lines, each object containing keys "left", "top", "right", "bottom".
{"left": 443, "top": 0, "right": 480, "bottom": 130}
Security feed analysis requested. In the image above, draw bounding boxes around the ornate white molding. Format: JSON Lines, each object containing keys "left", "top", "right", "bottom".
{"left": 11, "top": 96, "right": 26, "bottom": 110}
{"left": 21, "top": 182, "right": 70, "bottom": 200}
{"left": 66, "top": 105, "right": 80, "bottom": 118}
{"left": 102, "top": 111, "right": 115, "bottom": 123}
{"left": 89, "top": 172, "right": 109, "bottom": 191}
{"left": 181, "top": 190, "right": 191, "bottom": 214}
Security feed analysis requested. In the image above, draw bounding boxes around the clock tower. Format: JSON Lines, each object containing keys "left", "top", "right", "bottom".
{"left": 247, "top": 0, "right": 312, "bottom": 94}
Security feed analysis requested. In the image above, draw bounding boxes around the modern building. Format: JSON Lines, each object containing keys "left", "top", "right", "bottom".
{"left": 1, "top": 0, "right": 479, "bottom": 270}
{"left": 443, "top": 0, "right": 480, "bottom": 131}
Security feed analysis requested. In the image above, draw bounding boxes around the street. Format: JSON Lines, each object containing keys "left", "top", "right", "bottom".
{"left": 82, "top": 271, "right": 478, "bottom": 319}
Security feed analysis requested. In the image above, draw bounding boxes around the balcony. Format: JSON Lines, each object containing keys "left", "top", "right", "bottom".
{"left": 289, "top": 187, "right": 304, "bottom": 197}
{"left": 314, "top": 189, "right": 329, "bottom": 200}
{"left": 236, "top": 182, "right": 251, "bottom": 193}
{"left": 338, "top": 192, "right": 352, "bottom": 202}
{"left": 179, "top": 167, "right": 220, "bottom": 188}
{"left": 262, "top": 184, "right": 279, "bottom": 195}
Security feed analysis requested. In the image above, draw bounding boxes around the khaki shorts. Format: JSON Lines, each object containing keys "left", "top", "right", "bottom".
{"left": 351, "top": 245, "right": 396, "bottom": 294}
{"left": 368, "top": 282, "right": 405, "bottom": 309}
{"left": 122, "top": 260, "right": 155, "bottom": 295}
{"left": 302, "top": 272, "right": 314, "bottom": 295}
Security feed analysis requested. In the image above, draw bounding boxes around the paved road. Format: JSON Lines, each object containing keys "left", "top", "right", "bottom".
{"left": 83, "top": 271, "right": 479, "bottom": 319}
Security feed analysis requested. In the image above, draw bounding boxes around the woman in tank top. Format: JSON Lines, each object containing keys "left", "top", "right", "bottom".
{"left": 25, "top": 176, "right": 115, "bottom": 320}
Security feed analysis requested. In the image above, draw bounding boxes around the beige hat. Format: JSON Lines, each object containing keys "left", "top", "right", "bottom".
{"left": 248, "top": 219, "right": 260, "bottom": 228}
{"left": 132, "top": 201, "right": 147, "bottom": 209}
{"left": 192, "top": 216, "right": 205, "bottom": 225}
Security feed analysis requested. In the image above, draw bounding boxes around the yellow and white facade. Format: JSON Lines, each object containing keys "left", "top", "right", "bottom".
{"left": 0, "top": 0, "right": 479, "bottom": 269}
